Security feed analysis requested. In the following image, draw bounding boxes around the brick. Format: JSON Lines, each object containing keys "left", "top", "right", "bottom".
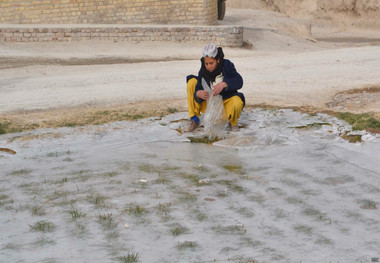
{"left": 0, "top": 0, "right": 217, "bottom": 25}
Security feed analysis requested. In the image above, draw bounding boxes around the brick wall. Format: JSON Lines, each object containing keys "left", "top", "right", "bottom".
{"left": 0, "top": 0, "right": 218, "bottom": 25}
{"left": 0, "top": 25, "right": 244, "bottom": 47}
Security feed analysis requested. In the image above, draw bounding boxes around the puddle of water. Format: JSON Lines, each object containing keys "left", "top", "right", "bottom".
{"left": 0, "top": 108, "right": 379, "bottom": 263}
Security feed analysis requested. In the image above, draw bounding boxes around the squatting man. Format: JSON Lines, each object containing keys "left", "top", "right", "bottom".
{"left": 184, "top": 43, "right": 245, "bottom": 132}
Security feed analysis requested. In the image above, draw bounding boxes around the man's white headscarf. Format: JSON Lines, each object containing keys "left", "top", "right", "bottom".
{"left": 202, "top": 43, "right": 218, "bottom": 58}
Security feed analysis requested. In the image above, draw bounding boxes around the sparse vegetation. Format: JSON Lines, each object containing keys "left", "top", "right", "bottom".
{"left": 0, "top": 122, "right": 7, "bottom": 135}
{"left": 337, "top": 112, "right": 380, "bottom": 133}
{"left": 152, "top": 173, "right": 172, "bottom": 185}
{"left": 292, "top": 122, "right": 331, "bottom": 129}
{"left": 31, "top": 206, "right": 46, "bottom": 216}
{"left": 294, "top": 224, "right": 313, "bottom": 235}
{"left": 190, "top": 208, "right": 208, "bottom": 222}
{"left": 359, "top": 199, "right": 377, "bottom": 210}
{"left": 215, "top": 179, "right": 247, "bottom": 193}
{"left": 187, "top": 136, "right": 221, "bottom": 144}
{"left": 32, "top": 237, "right": 56, "bottom": 247}
{"left": 157, "top": 202, "right": 171, "bottom": 215}
{"left": 70, "top": 209, "right": 87, "bottom": 219}
{"left": 118, "top": 251, "right": 139, "bottom": 263}
{"left": 177, "top": 241, "right": 197, "bottom": 250}
{"left": 127, "top": 204, "right": 147, "bottom": 216}
{"left": 167, "top": 107, "right": 178, "bottom": 113}
{"left": 98, "top": 213, "right": 117, "bottom": 229}
{"left": 223, "top": 165, "right": 244, "bottom": 174}
{"left": 212, "top": 224, "right": 247, "bottom": 235}
{"left": 87, "top": 194, "right": 109, "bottom": 208}
{"left": 178, "top": 191, "right": 197, "bottom": 202}
{"left": 0, "top": 121, "right": 23, "bottom": 134}
{"left": 9, "top": 169, "right": 33, "bottom": 176}
{"left": 29, "top": 221, "right": 56, "bottom": 232}
{"left": 171, "top": 224, "right": 189, "bottom": 236}
{"left": 340, "top": 132, "right": 362, "bottom": 143}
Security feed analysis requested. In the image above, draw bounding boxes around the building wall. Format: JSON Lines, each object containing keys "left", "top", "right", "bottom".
{"left": 0, "top": 0, "right": 218, "bottom": 25}
{"left": 0, "top": 24, "right": 244, "bottom": 47}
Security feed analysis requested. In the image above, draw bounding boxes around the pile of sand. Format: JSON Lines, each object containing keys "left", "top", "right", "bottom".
{"left": 227, "top": 0, "right": 380, "bottom": 31}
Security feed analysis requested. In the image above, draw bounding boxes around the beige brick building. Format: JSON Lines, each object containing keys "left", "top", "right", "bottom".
{"left": 0, "top": 0, "right": 218, "bottom": 25}
{"left": 0, "top": 0, "right": 244, "bottom": 46}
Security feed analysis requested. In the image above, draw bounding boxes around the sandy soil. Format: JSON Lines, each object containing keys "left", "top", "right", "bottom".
{"left": 1, "top": 8, "right": 380, "bottom": 130}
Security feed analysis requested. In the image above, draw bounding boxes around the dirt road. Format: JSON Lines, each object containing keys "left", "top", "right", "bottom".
{"left": 1, "top": 8, "right": 380, "bottom": 130}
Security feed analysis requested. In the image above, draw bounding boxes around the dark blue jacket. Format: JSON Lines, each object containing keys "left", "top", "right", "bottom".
{"left": 187, "top": 59, "right": 245, "bottom": 106}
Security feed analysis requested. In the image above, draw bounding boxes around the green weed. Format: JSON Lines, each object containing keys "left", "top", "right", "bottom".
{"left": 74, "top": 222, "right": 87, "bottom": 232}
{"left": 157, "top": 202, "right": 171, "bottom": 215}
{"left": 359, "top": 199, "right": 377, "bottom": 209}
{"left": 31, "top": 206, "right": 46, "bottom": 216}
{"left": 315, "top": 235, "right": 334, "bottom": 245}
{"left": 152, "top": 173, "right": 172, "bottom": 185}
{"left": 101, "top": 171, "right": 119, "bottom": 177}
{"left": 9, "top": 169, "right": 33, "bottom": 176}
{"left": 47, "top": 151, "right": 59, "bottom": 158}
{"left": 294, "top": 224, "right": 313, "bottom": 235}
{"left": 212, "top": 224, "right": 247, "bottom": 235}
{"left": 292, "top": 122, "right": 331, "bottom": 129}
{"left": 138, "top": 164, "right": 180, "bottom": 173}
{"left": 337, "top": 112, "right": 380, "bottom": 132}
{"left": 118, "top": 251, "right": 139, "bottom": 263}
{"left": 98, "top": 213, "right": 117, "bottom": 229}
{"left": 215, "top": 180, "right": 247, "bottom": 193}
{"left": 29, "top": 220, "right": 56, "bottom": 232}
{"left": 190, "top": 208, "right": 208, "bottom": 222}
{"left": 177, "top": 241, "right": 197, "bottom": 250}
{"left": 32, "top": 237, "right": 56, "bottom": 247}
{"left": 70, "top": 209, "right": 87, "bottom": 219}
{"left": 0, "top": 122, "right": 7, "bottom": 135}
{"left": 171, "top": 224, "right": 189, "bottom": 236}
{"left": 0, "top": 194, "right": 9, "bottom": 201}
{"left": 87, "top": 194, "right": 109, "bottom": 208}
{"left": 182, "top": 173, "right": 199, "bottom": 184}
{"left": 223, "top": 165, "right": 244, "bottom": 174}
{"left": 340, "top": 132, "right": 362, "bottom": 143}
{"left": 3, "top": 243, "right": 23, "bottom": 250}
{"left": 187, "top": 136, "right": 220, "bottom": 144}
{"left": 167, "top": 107, "right": 178, "bottom": 113}
{"left": 302, "top": 207, "right": 323, "bottom": 218}
{"left": 248, "top": 194, "right": 265, "bottom": 204}
{"left": 61, "top": 177, "right": 68, "bottom": 183}
{"left": 0, "top": 121, "right": 22, "bottom": 134}
{"left": 127, "top": 204, "right": 147, "bottom": 216}
{"left": 178, "top": 191, "right": 197, "bottom": 202}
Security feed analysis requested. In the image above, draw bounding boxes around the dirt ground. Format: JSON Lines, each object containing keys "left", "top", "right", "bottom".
{"left": 1, "top": 8, "right": 380, "bottom": 132}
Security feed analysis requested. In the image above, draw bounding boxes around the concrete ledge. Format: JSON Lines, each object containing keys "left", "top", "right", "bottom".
{"left": 0, "top": 24, "right": 243, "bottom": 47}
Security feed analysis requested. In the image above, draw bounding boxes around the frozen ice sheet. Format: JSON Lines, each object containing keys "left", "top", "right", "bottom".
{"left": 0, "top": 109, "right": 379, "bottom": 263}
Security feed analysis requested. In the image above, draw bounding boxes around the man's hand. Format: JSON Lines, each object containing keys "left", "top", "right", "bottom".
{"left": 212, "top": 82, "right": 227, "bottom": 96}
{"left": 196, "top": 90, "right": 210, "bottom": 100}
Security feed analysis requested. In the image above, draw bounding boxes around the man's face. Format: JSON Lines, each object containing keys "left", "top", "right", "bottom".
{"left": 204, "top": 57, "right": 219, "bottom": 72}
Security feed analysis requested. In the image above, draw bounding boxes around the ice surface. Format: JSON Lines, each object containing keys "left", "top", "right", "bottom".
{"left": 0, "top": 109, "right": 379, "bottom": 263}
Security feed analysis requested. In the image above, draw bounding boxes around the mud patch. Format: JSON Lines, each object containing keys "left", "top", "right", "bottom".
{"left": 328, "top": 86, "right": 380, "bottom": 112}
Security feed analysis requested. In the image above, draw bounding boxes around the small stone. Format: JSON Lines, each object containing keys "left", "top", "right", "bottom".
{"left": 199, "top": 179, "right": 211, "bottom": 184}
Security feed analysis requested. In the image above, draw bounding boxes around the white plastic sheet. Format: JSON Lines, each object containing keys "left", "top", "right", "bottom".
{"left": 202, "top": 78, "right": 228, "bottom": 140}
